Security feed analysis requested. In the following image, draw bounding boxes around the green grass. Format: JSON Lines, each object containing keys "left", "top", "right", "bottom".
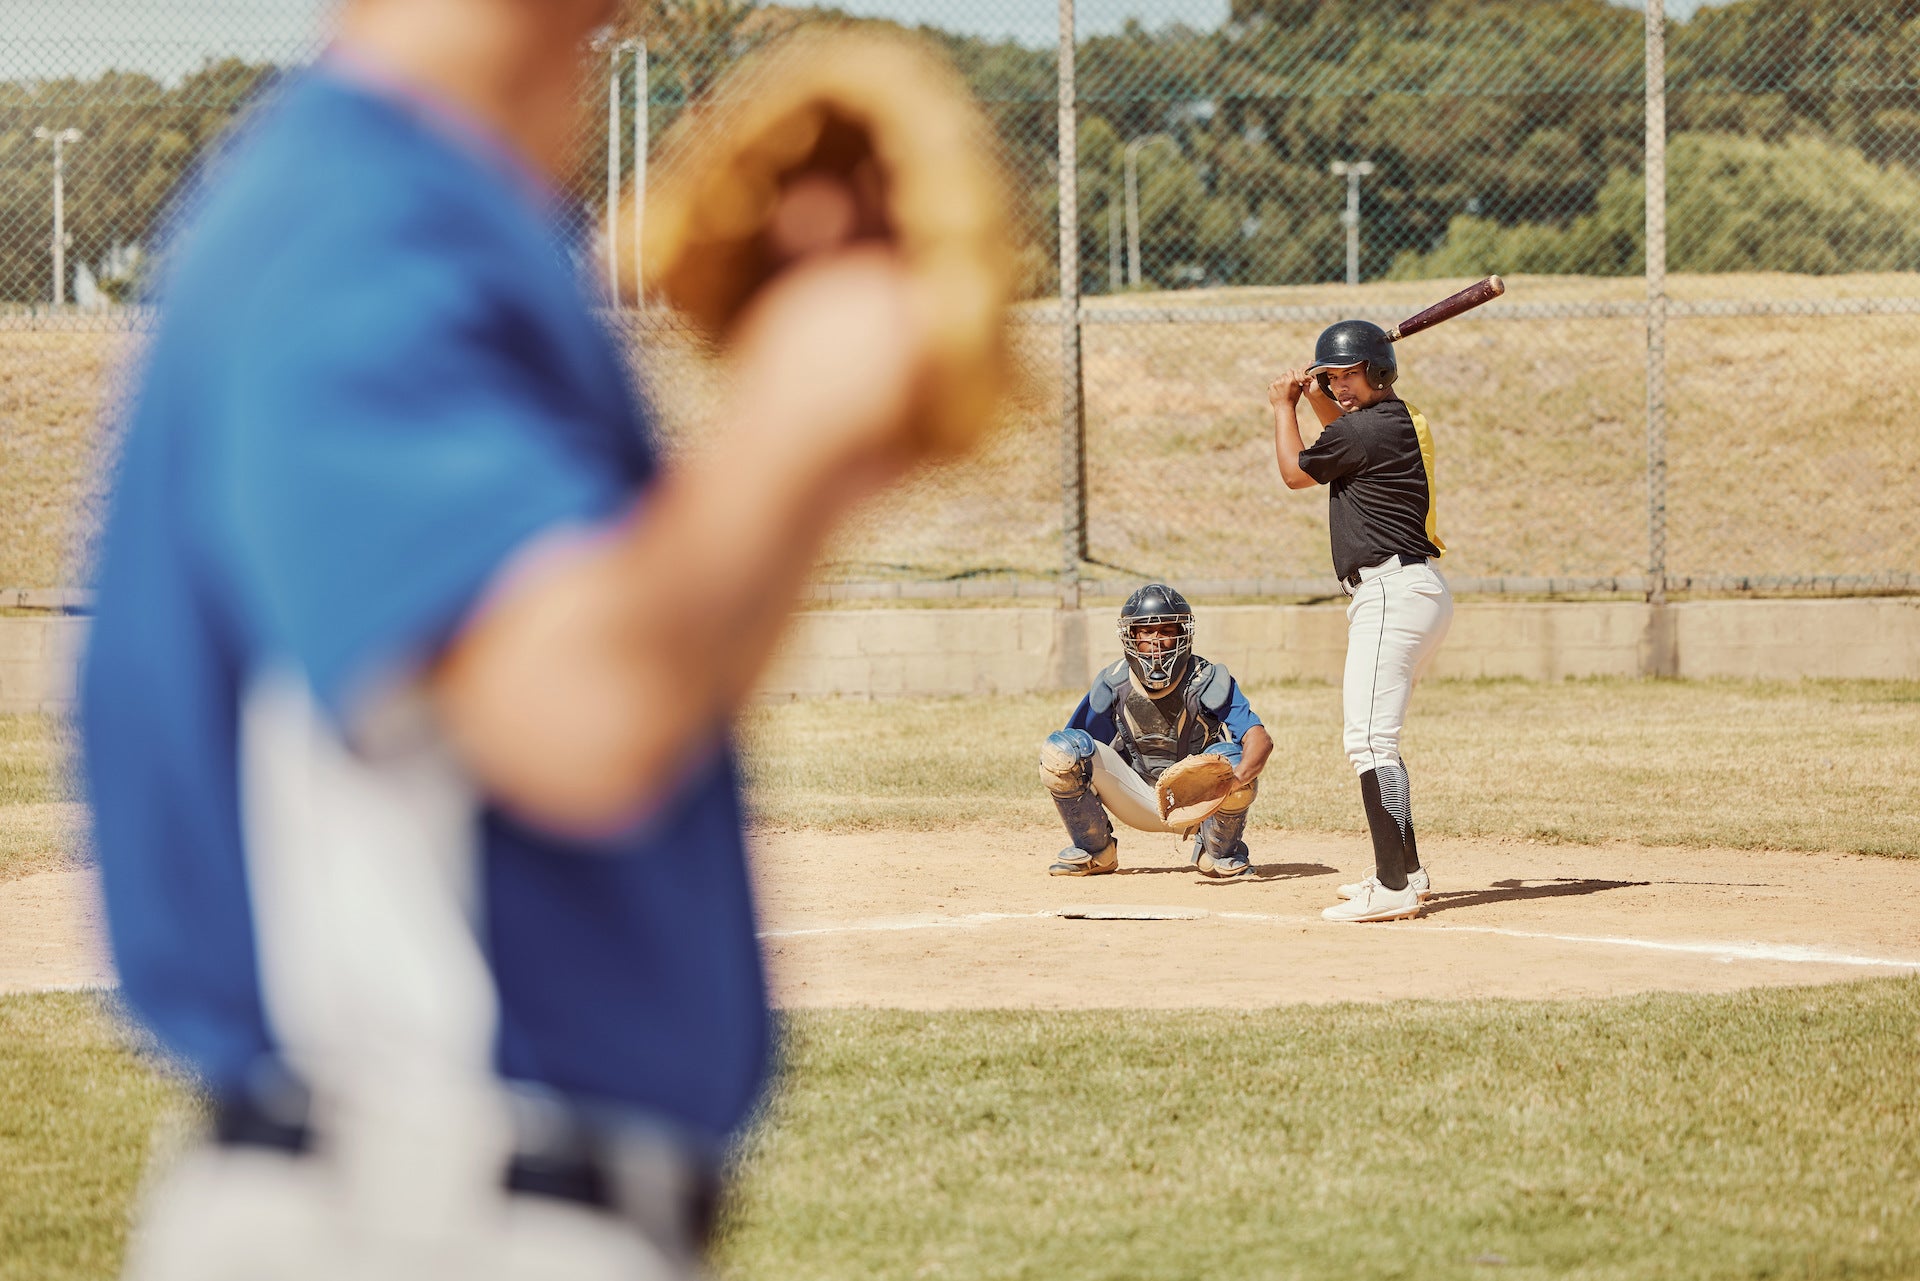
{"left": 742, "top": 677, "right": 1920, "bottom": 855}
{"left": 8, "top": 676, "right": 1917, "bottom": 887}
{"left": 722, "top": 980, "right": 1920, "bottom": 1280}
{"left": 8, "top": 982, "right": 1919, "bottom": 1280}
{"left": 1, "top": 713, "right": 74, "bottom": 807}
{"left": 0, "top": 713, "right": 83, "bottom": 884}
{"left": 0, "top": 994, "right": 191, "bottom": 1281}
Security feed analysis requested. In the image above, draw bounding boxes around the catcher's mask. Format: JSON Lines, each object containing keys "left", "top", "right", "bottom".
{"left": 1309, "top": 318, "right": 1397, "bottom": 393}
{"left": 1118, "top": 583, "right": 1195, "bottom": 694}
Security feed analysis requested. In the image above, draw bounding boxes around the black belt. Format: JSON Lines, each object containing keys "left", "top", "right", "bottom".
{"left": 1343, "top": 552, "right": 1426, "bottom": 590}
{"left": 213, "top": 1084, "right": 717, "bottom": 1258}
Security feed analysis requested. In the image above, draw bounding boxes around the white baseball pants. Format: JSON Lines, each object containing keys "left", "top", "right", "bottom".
{"left": 122, "top": 1145, "right": 690, "bottom": 1281}
{"left": 1342, "top": 557, "right": 1452, "bottom": 775}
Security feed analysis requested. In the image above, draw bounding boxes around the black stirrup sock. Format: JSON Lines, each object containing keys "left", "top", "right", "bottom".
{"left": 1376, "top": 761, "right": 1419, "bottom": 873}
{"left": 1359, "top": 769, "right": 1408, "bottom": 891}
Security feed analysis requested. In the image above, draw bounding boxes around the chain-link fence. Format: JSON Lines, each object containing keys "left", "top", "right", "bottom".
{"left": 5, "top": 0, "right": 1919, "bottom": 599}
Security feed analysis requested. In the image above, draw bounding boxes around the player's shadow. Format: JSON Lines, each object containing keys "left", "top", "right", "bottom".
{"left": 1420, "top": 877, "right": 1650, "bottom": 915}
{"left": 1116, "top": 861, "right": 1338, "bottom": 884}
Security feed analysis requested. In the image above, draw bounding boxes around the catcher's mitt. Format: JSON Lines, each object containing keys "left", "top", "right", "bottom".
{"left": 1156, "top": 754, "right": 1240, "bottom": 829}
{"left": 630, "top": 27, "right": 1016, "bottom": 459}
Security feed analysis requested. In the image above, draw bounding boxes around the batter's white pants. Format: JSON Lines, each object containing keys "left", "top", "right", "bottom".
{"left": 122, "top": 1145, "right": 691, "bottom": 1281}
{"left": 1343, "top": 558, "right": 1453, "bottom": 775}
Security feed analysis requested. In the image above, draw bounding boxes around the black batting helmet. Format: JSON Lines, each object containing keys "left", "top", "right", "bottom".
{"left": 1309, "top": 319, "right": 1397, "bottom": 391}
{"left": 1117, "top": 582, "right": 1194, "bottom": 694}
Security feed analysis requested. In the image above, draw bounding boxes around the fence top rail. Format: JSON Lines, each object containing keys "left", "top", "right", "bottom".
{"left": 16, "top": 296, "right": 1920, "bottom": 334}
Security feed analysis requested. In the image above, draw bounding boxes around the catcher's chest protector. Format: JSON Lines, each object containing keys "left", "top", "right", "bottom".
{"left": 1113, "top": 660, "right": 1228, "bottom": 781}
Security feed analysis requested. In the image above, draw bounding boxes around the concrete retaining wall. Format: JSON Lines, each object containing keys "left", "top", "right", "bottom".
{"left": 0, "top": 617, "right": 85, "bottom": 714}
{"left": 6, "top": 597, "right": 1919, "bottom": 713}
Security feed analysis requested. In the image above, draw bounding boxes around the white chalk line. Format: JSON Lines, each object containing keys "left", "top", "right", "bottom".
{"left": 762, "top": 908, "right": 1920, "bottom": 971}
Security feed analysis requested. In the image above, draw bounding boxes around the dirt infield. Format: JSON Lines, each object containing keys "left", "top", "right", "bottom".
{"left": 11, "top": 822, "right": 1914, "bottom": 1004}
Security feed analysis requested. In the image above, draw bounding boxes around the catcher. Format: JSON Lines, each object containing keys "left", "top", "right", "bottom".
{"left": 1039, "top": 584, "right": 1273, "bottom": 878}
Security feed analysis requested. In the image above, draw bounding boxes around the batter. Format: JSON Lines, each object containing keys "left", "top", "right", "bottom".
{"left": 1269, "top": 319, "right": 1454, "bottom": 923}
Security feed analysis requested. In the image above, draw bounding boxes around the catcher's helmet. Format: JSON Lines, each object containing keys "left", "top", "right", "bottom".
{"left": 1310, "top": 318, "right": 1397, "bottom": 391}
{"left": 1118, "top": 583, "right": 1194, "bottom": 694}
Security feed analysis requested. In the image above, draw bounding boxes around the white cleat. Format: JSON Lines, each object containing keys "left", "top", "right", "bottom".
{"left": 1337, "top": 866, "right": 1431, "bottom": 901}
{"left": 1322, "top": 879, "right": 1423, "bottom": 923}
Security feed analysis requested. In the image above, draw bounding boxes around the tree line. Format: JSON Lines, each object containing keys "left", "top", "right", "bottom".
{"left": 3, "top": 0, "right": 1917, "bottom": 304}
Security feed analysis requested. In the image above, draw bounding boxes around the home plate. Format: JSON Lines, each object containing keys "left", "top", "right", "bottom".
{"left": 1055, "top": 905, "right": 1210, "bottom": 921}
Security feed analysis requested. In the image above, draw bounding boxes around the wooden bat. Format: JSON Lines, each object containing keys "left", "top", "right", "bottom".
{"left": 1385, "top": 274, "right": 1505, "bottom": 342}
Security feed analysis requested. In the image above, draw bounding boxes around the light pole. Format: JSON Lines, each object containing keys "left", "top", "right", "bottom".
{"left": 1329, "top": 159, "right": 1374, "bottom": 286}
{"left": 33, "top": 127, "right": 83, "bottom": 306}
{"left": 1123, "top": 133, "right": 1171, "bottom": 289}
{"left": 604, "top": 39, "right": 645, "bottom": 303}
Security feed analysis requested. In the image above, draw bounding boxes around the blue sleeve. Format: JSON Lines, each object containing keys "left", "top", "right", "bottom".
{"left": 1298, "top": 418, "right": 1367, "bottom": 485}
{"left": 1220, "top": 679, "right": 1263, "bottom": 743}
{"left": 1064, "top": 691, "right": 1117, "bottom": 745}
{"left": 210, "top": 230, "right": 628, "bottom": 718}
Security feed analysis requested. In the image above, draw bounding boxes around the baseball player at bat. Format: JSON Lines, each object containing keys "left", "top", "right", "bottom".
{"left": 1039, "top": 584, "right": 1274, "bottom": 879}
{"left": 1268, "top": 319, "right": 1454, "bottom": 922}
{"left": 80, "top": 2, "right": 1012, "bottom": 1278}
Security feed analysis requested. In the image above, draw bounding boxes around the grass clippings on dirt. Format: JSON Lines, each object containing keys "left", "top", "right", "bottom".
{"left": 740, "top": 677, "right": 1920, "bottom": 856}
{"left": 8, "top": 980, "right": 1919, "bottom": 1281}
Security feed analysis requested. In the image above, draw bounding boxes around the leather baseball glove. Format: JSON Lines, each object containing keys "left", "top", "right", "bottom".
{"left": 630, "top": 26, "right": 1016, "bottom": 459}
{"left": 1156, "top": 754, "right": 1240, "bottom": 829}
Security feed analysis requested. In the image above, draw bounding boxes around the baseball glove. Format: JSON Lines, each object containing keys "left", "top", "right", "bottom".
{"left": 630, "top": 27, "right": 1016, "bottom": 459}
{"left": 1156, "top": 754, "right": 1240, "bottom": 829}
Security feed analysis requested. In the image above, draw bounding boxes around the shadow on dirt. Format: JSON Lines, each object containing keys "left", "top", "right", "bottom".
{"left": 1115, "top": 861, "right": 1340, "bottom": 883}
{"left": 1421, "top": 877, "right": 1650, "bottom": 915}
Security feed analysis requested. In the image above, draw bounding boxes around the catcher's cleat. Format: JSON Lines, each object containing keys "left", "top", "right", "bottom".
{"left": 1321, "top": 880, "right": 1422, "bottom": 923}
{"left": 1338, "top": 866, "right": 1431, "bottom": 901}
{"left": 1193, "top": 839, "right": 1252, "bottom": 879}
{"left": 1049, "top": 839, "right": 1118, "bottom": 877}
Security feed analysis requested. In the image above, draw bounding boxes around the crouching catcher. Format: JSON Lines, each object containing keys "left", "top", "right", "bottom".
{"left": 1038, "top": 584, "right": 1273, "bottom": 879}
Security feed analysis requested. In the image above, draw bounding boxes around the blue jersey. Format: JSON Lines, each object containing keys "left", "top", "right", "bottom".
{"left": 80, "top": 68, "right": 768, "bottom": 1145}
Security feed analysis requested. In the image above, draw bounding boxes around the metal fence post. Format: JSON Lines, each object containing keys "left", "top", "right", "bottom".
{"left": 1057, "top": 0, "right": 1086, "bottom": 608}
{"left": 1644, "top": 0, "right": 1668, "bottom": 608}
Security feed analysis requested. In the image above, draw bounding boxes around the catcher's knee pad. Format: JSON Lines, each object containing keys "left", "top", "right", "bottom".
{"left": 1216, "top": 776, "right": 1257, "bottom": 815}
{"left": 1038, "top": 728, "right": 1096, "bottom": 797}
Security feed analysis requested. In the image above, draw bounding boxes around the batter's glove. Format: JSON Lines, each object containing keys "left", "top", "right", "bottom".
{"left": 1156, "top": 754, "right": 1240, "bottom": 830}
{"left": 630, "top": 27, "right": 1017, "bottom": 460}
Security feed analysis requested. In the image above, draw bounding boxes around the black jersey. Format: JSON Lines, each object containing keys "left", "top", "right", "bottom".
{"left": 1297, "top": 397, "right": 1446, "bottom": 583}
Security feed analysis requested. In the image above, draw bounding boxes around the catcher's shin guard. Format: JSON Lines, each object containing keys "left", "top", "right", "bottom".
{"left": 1359, "top": 766, "right": 1412, "bottom": 890}
{"left": 1191, "top": 785, "right": 1254, "bottom": 879}
{"left": 1040, "top": 729, "right": 1116, "bottom": 865}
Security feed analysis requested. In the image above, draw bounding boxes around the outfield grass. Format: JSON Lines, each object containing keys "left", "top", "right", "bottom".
{"left": 0, "top": 995, "right": 190, "bottom": 1281}
{"left": 740, "top": 677, "right": 1920, "bottom": 856}
{"left": 0, "top": 713, "right": 80, "bottom": 884}
{"left": 6, "top": 677, "right": 1916, "bottom": 888}
{"left": 6, "top": 981, "right": 1918, "bottom": 1280}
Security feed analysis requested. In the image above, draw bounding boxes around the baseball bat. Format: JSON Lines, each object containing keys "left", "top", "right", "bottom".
{"left": 1385, "top": 274, "right": 1505, "bottom": 342}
